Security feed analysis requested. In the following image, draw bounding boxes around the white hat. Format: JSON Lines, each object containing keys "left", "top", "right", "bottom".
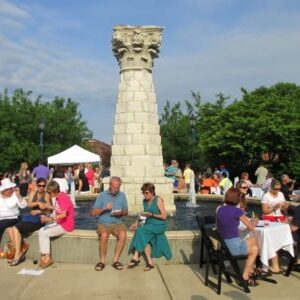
{"left": 0, "top": 178, "right": 16, "bottom": 192}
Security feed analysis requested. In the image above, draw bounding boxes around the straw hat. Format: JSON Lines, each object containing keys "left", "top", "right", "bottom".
{"left": 0, "top": 178, "right": 16, "bottom": 192}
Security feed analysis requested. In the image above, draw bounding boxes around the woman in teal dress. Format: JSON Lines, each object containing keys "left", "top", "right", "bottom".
{"left": 128, "top": 182, "right": 172, "bottom": 271}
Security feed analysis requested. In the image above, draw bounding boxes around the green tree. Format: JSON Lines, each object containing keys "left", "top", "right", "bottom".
{"left": 160, "top": 83, "right": 300, "bottom": 180}
{"left": 0, "top": 89, "right": 92, "bottom": 172}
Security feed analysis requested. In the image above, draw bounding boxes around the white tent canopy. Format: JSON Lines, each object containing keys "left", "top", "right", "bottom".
{"left": 47, "top": 145, "right": 100, "bottom": 165}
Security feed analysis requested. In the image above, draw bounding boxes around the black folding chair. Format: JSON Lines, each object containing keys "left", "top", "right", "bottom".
{"left": 196, "top": 215, "right": 216, "bottom": 269}
{"left": 284, "top": 241, "right": 300, "bottom": 277}
{"left": 204, "top": 227, "right": 251, "bottom": 294}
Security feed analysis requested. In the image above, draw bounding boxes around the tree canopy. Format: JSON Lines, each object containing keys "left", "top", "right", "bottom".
{"left": 0, "top": 89, "right": 92, "bottom": 172}
{"left": 160, "top": 82, "right": 300, "bottom": 180}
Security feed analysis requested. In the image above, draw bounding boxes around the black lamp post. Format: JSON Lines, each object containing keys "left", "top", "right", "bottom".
{"left": 39, "top": 119, "right": 45, "bottom": 161}
{"left": 189, "top": 114, "right": 196, "bottom": 161}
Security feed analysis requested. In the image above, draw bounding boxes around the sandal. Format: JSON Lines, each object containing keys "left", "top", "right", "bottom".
{"left": 40, "top": 258, "right": 54, "bottom": 269}
{"left": 112, "top": 261, "right": 124, "bottom": 271}
{"left": 240, "top": 277, "right": 259, "bottom": 287}
{"left": 10, "top": 255, "right": 25, "bottom": 267}
{"left": 144, "top": 263, "right": 155, "bottom": 271}
{"left": 94, "top": 262, "right": 105, "bottom": 271}
{"left": 128, "top": 259, "right": 140, "bottom": 269}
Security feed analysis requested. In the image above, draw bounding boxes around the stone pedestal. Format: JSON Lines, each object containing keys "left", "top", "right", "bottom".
{"left": 104, "top": 25, "right": 175, "bottom": 214}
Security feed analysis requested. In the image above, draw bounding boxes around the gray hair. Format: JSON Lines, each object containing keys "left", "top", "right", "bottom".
{"left": 109, "top": 176, "right": 122, "bottom": 185}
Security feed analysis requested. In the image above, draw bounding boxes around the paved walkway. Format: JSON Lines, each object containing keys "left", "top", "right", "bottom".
{"left": 0, "top": 260, "right": 299, "bottom": 300}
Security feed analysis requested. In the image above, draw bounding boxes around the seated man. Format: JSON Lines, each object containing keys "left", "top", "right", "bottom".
{"left": 90, "top": 176, "right": 128, "bottom": 271}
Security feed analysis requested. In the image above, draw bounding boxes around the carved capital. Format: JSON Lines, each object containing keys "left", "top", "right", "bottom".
{"left": 112, "top": 25, "right": 163, "bottom": 72}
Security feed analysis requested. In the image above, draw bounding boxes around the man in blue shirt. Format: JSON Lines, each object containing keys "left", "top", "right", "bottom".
{"left": 90, "top": 176, "right": 128, "bottom": 271}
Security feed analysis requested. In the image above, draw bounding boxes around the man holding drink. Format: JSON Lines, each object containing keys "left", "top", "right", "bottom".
{"left": 90, "top": 176, "right": 128, "bottom": 271}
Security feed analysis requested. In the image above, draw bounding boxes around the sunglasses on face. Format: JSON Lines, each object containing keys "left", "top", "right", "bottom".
{"left": 37, "top": 184, "right": 46, "bottom": 187}
{"left": 273, "top": 188, "right": 280, "bottom": 191}
{"left": 241, "top": 186, "right": 248, "bottom": 189}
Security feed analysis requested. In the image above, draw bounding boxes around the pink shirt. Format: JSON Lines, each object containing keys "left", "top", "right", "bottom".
{"left": 55, "top": 192, "right": 74, "bottom": 232}
{"left": 85, "top": 169, "right": 95, "bottom": 186}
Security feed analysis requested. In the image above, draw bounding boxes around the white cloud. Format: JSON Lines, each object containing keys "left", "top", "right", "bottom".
{"left": 1, "top": 0, "right": 300, "bottom": 142}
{"left": 0, "top": 0, "right": 30, "bottom": 18}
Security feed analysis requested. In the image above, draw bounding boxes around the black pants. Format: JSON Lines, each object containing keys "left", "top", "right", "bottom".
{"left": 0, "top": 218, "right": 19, "bottom": 242}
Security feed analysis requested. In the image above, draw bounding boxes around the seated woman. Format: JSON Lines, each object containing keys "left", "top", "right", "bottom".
{"left": 9, "top": 177, "right": 52, "bottom": 266}
{"left": 261, "top": 179, "right": 289, "bottom": 222}
{"left": 236, "top": 180, "right": 249, "bottom": 210}
{"left": 38, "top": 181, "right": 74, "bottom": 268}
{"left": 261, "top": 179, "right": 289, "bottom": 273}
{"left": 216, "top": 188, "right": 259, "bottom": 286}
{"left": 0, "top": 178, "right": 27, "bottom": 244}
{"left": 128, "top": 182, "right": 172, "bottom": 271}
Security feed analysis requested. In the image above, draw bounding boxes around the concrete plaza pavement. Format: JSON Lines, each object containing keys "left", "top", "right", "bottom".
{"left": 0, "top": 260, "right": 299, "bottom": 300}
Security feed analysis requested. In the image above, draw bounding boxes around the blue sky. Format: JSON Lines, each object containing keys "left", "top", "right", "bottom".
{"left": 1, "top": 0, "right": 300, "bottom": 143}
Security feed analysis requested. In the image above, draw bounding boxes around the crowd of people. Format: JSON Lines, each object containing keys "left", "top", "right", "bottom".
{"left": 1, "top": 158, "right": 299, "bottom": 279}
{"left": 0, "top": 161, "right": 111, "bottom": 199}
{"left": 0, "top": 172, "right": 172, "bottom": 271}
{"left": 163, "top": 160, "right": 299, "bottom": 201}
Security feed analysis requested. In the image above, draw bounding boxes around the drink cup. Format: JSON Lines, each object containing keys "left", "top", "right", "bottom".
{"left": 264, "top": 219, "right": 270, "bottom": 227}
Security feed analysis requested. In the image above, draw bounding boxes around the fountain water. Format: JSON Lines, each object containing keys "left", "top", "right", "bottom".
{"left": 186, "top": 171, "right": 198, "bottom": 207}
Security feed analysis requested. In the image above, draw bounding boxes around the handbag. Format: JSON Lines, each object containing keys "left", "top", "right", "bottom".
{"left": 22, "top": 214, "right": 41, "bottom": 223}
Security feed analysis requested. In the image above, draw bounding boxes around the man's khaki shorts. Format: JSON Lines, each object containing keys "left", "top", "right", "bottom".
{"left": 97, "top": 224, "right": 126, "bottom": 237}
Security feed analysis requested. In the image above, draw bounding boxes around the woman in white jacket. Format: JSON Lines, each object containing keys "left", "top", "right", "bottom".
{"left": 0, "top": 178, "right": 27, "bottom": 243}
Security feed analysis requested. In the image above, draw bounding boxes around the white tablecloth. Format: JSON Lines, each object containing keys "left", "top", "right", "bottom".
{"left": 250, "top": 222, "right": 294, "bottom": 266}
{"left": 250, "top": 187, "right": 264, "bottom": 199}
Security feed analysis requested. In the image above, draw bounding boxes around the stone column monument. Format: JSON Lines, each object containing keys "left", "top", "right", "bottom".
{"left": 107, "top": 25, "right": 175, "bottom": 214}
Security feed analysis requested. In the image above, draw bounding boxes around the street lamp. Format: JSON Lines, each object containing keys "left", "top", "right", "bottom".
{"left": 39, "top": 119, "right": 45, "bottom": 161}
{"left": 189, "top": 114, "right": 196, "bottom": 161}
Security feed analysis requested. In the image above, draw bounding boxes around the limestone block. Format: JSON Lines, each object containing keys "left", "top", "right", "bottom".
{"left": 147, "top": 92, "right": 157, "bottom": 103}
{"left": 138, "top": 80, "right": 152, "bottom": 91}
{"left": 116, "top": 112, "right": 135, "bottom": 124}
{"left": 123, "top": 71, "right": 135, "bottom": 81}
{"left": 134, "top": 69, "right": 151, "bottom": 80}
{"left": 119, "top": 177, "right": 133, "bottom": 184}
{"left": 155, "top": 183, "right": 174, "bottom": 194}
{"left": 115, "top": 103, "right": 127, "bottom": 113}
{"left": 131, "top": 155, "right": 151, "bottom": 166}
{"left": 113, "top": 124, "right": 126, "bottom": 134}
{"left": 127, "top": 101, "right": 143, "bottom": 112}
{"left": 123, "top": 183, "right": 143, "bottom": 194}
{"left": 114, "top": 134, "right": 132, "bottom": 145}
{"left": 124, "top": 166, "right": 145, "bottom": 178}
{"left": 134, "top": 112, "right": 153, "bottom": 123}
{"left": 155, "top": 176, "right": 172, "bottom": 184}
{"left": 111, "top": 156, "right": 131, "bottom": 166}
{"left": 112, "top": 145, "right": 124, "bottom": 156}
{"left": 125, "top": 80, "right": 140, "bottom": 91}
{"left": 151, "top": 155, "right": 164, "bottom": 166}
{"left": 125, "top": 123, "right": 142, "bottom": 134}
{"left": 133, "top": 91, "right": 148, "bottom": 102}
{"left": 119, "top": 91, "right": 134, "bottom": 102}
{"left": 110, "top": 166, "right": 124, "bottom": 177}
{"left": 134, "top": 177, "right": 155, "bottom": 184}
{"left": 142, "top": 102, "right": 156, "bottom": 113}
{"left": 145, "top": 145, "right": 162, "bottom": 155}
{"left": 145, "top": 166, "right": 164, "bottom": 177}
{"left": 131, "top": 133, "right": 151, "bottom": 145}
{"left": 142, "top": 123, "right": 160, "bottom": 134}
{"left": 149, "top": 134, "right": 161, "bottom": 145}
{"left": 123, "top": 144, "right": 145, "bottom": 155}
